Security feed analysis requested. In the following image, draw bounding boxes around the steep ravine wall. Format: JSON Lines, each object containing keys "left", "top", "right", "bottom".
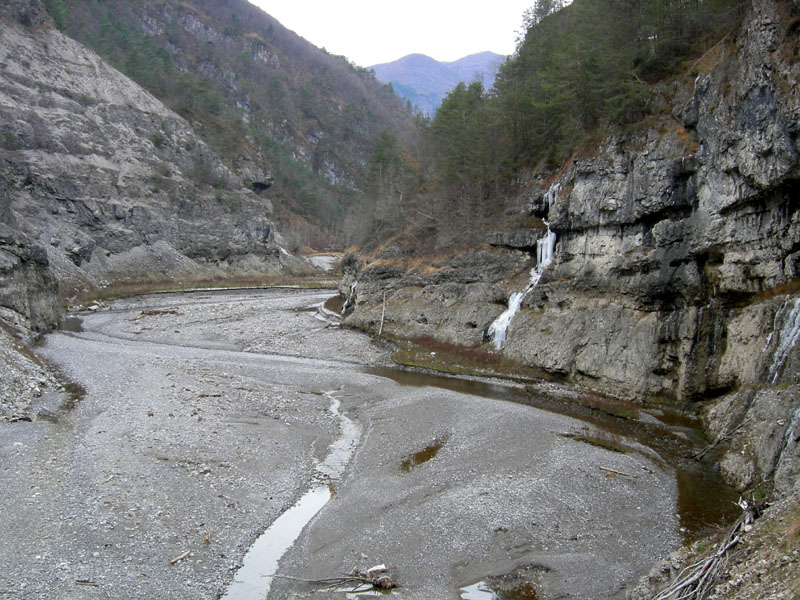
{"left": 341, "top": 0, "right": 800, "bottom": 497}
{"left": 0, "top": 0, "right": 314, "bottom": 423}
{"left": 0, "top": 0, "right": 308, "bottom": 328}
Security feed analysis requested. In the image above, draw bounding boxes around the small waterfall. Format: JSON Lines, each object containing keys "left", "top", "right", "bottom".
{"left": 776, "top": 408, "right": 800, "bottom": 477}
{"left": 705, "top": 306, "right": 730, "bottom": 379}
{"left": 341, "top": 281, "right": 357, "bottom": 316}
{"left": 766, "top": 297, "right": 800, "bottom": 385}
{"left": 536, "top": 223, "right": 557, "bottom": 271}
{"left": 487, "top": 288, "right": 529, "bottom": 350}
{"left": 543, "top": 182, "right": 560, "bottom": 212}
{"left": 487, "top": 221, "right": 556, "bottom": 350}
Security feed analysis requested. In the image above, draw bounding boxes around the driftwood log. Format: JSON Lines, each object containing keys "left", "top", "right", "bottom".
{"left": 275, "top": 564, "right": 398, "bottom": 591}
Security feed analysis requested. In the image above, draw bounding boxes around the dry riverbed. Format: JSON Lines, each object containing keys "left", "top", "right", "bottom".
{"left": 0, "top": 288, "right": 719, "bottom": 599}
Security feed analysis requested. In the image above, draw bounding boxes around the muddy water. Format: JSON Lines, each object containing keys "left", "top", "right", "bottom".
{"left": 59, "top": 315, "right": 84, "bottom": 332}
{"left": 461, "top": 580, "right": 539, "bottom": 600}
{"left": 401, "top": 436, "right": 449, "bottom": 472}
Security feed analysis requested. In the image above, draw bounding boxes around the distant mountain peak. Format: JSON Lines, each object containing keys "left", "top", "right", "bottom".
{"left": 371, "top": 51, "right": 505, "bottom": 116}
{"left": 374, "top": 53, "right": 439, "bottom": 68}
{"left": 445, "top": 50, "right": 504, "bottom": 64}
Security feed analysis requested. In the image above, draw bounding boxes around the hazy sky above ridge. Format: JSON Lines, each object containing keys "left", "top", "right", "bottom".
{"left": 249, "top": 0, "right": 534, "bottom": 66}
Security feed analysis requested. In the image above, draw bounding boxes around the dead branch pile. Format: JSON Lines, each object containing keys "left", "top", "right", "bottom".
{"left": 652, "top": 498, "right": 758, "bottom": 600}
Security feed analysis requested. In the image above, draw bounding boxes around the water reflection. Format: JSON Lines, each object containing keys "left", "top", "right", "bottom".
{"left": 461, "top": 581, "right": 498, "bottom": 600}
{"left": 221, "top": 486, "right": 330, "bottom": 600}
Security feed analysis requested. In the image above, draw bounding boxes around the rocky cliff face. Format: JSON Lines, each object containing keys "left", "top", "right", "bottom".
{"left": 342, "top": 0, "right": 800, "bottom": 496}
{"left": 0, "top": 223, "right": 60, "bottom": 331}
{"left": 0, "top": 1, "right": 307, "bottom": 315}
{"left": 53, "top": 0, "right": 416, "bottom": 248}
{"left": 69, "top": 0, "right": 410, "bottom": 189}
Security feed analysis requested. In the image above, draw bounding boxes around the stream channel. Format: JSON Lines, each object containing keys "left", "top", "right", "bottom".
{"left": 4, "top": 288, "right": 739, "bottom": 600}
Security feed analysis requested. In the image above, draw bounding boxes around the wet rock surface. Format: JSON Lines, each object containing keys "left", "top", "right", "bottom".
{"left": 0, "top": 289, "right": 693, "bottom": 599}
{"left": 0, "top": 224, "right": 61, "bottom": 331}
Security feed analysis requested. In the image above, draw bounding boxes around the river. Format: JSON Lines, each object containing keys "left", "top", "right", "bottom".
{"left": 0, "top": 288, "right": 737, "bottom": 599}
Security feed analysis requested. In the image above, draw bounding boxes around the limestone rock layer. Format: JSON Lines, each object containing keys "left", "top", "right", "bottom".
{"left": 341, "top": 0, "right": 800, "bottom": 494}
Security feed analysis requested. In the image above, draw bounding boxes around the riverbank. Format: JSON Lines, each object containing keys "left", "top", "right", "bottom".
{"left": 0, "top": 288, "right": 759, "bottom": 599}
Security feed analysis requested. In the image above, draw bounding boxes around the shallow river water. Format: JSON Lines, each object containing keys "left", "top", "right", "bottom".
{"left": 0, "top": 288, "right": 738, "bottom": 600}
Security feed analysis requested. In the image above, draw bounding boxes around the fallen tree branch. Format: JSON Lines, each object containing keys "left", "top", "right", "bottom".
{"left": 687, "top": 32, "right": 731, "bottom": 76}
{"left": 691, "top": 417, "right": 752, "bottom": 460}
{"left": 651, "top": 498, "right": 756, "bottom": 600}
{"left": 169, "top": 550, "right": 191, "bottom": 565}
{"left": 599, "top": 466, "right": 637, "bottom": 478}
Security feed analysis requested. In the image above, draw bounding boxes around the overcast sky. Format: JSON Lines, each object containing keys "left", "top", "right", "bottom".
{"left": 248, "top": 0, "right": 535, "bottom": 66}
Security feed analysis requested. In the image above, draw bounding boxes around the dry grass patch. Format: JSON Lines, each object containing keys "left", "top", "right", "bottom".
{"left": 389, "top": 334, "right": 556, "bottom": 381}
{"left": 575, "top": 392, "right": 640, "bottom": 420}
{"left": 363, "top": 257, "right": 406, "bottom": 271}
{"left": 753, "top": 278, "right": 800, "bottom": 303}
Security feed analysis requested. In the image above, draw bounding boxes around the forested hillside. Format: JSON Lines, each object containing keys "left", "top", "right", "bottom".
{"left": 45, "top": 0, "right": 417, "bottom": 249}
{"left": 353, "top": 0, "right": 749, "bottom": 249}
